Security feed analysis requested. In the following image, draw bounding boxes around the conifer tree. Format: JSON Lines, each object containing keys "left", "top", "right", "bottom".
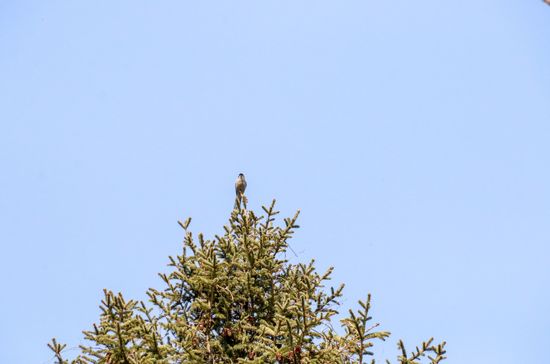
{"left": 49, "top": 198, "right": 446, "bottom": 364}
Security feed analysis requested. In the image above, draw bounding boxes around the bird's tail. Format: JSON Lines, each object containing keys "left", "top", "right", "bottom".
{"left": 234, "top": 193, "right": 248, "bottom": 210}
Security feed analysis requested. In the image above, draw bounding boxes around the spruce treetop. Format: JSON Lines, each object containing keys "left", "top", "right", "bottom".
{"left": 50, "top": 194, "right": 446, "bottom": 364}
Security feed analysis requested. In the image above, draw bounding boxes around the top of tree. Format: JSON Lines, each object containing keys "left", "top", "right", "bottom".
{"left": 49, "top": 197, "right": 446, "bottom": 364}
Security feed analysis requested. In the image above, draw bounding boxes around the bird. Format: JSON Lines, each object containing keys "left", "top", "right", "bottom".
{"left": 235, "top": 173, "right": 247, "bottom": 207}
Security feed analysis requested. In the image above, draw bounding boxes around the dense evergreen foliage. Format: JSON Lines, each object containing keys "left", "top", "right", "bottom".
{"left": 50, "top": 199, "right": 446, "bottom": 363}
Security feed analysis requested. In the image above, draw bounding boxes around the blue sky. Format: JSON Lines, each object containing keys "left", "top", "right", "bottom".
{"left": 1, "top": 1, "right": 549, "bottom": 363}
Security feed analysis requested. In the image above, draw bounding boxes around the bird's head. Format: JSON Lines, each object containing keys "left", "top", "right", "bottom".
{"left": 238, "top": 173, "right": 245, "bottom": 178}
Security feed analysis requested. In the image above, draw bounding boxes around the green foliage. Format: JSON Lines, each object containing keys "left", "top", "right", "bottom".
{"left": 49, "top": 199, "right": 446, "bottom": 364}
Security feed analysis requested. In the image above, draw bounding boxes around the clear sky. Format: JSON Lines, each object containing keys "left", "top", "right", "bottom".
{"left": 1, "top": 1, "right": 549, "bottom": 363}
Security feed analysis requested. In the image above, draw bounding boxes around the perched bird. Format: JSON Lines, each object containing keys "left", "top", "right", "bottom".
{"left": 235, "top": 173, "right": 247, "bottom": 206}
